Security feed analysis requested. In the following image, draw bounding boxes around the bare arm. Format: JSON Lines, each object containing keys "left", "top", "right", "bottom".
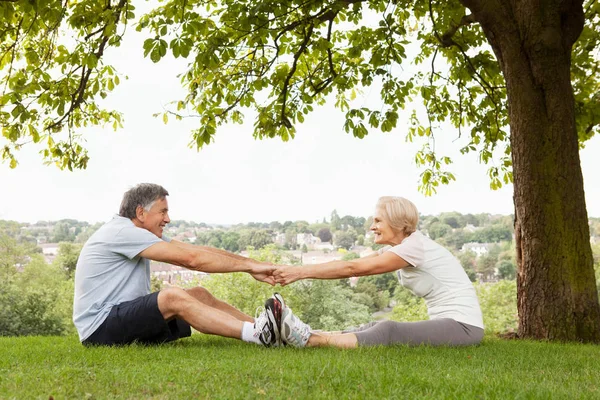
{"left": 170, "top": 240, "right": 252, "bottom": 262}
{"left": 139, "top": 241, "right": 275, "bottom": 285}
{"left": 273, "top": 252, "right": 409, "bottom": 286}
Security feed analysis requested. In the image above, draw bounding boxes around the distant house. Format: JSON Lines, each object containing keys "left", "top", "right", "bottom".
{"left": 359, "top": 248, "right": 377, "bottom": 258}
{"left": 292, "top": 250, "right": 342, "bottom": 265}
{"left": 296, "top": 233, "right": 320, "bottom": 249}
{"left": 22, "top": 224, "right": 52, "bottom": 232}
{"left": 165, "top": 227, "right": 179, "bottom": 236}
{"left": 40, "top": 243, "right": 60, "bottom": 263}
{"left": 314, "top": 241, "right": 334, "bottom": 251}
{"left": 461, "top": 242, "right": 494, "bottom": 257}
{"left": 172, "top": 230, "right": 197, "bottom": 243}
{"left": 464, "top": 224, "right": 478, "bottom": 233}
{"left": 273, "top": 233, "right": 286, "bottom": 246}
{"left": 150, "top": 261, "right": 207, "bottom": 286}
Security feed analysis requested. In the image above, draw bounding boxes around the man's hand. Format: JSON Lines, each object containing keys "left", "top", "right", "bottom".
{"left": 250, "top": 263, "right": 276, "bottom": 286}
{"left": 273, "top": 265, "right": 304, "bottom": 286}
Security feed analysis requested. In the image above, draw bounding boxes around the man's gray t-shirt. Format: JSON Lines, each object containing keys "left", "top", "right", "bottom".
{"left": 73, "top": 215, "right": 170, "bottom": 341}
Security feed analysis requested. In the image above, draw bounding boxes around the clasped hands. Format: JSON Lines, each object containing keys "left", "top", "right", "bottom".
{"left": 250, "top": 263, "right": 303, "bottom": 286}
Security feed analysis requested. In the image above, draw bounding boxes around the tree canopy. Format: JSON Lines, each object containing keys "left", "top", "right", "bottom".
{"left": 3, "top": 0, "right": 596, "bottom": 189}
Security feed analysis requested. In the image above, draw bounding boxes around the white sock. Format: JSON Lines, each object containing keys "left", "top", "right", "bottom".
{"left": 241, "top": 321, "right": 261, "bottom": 345}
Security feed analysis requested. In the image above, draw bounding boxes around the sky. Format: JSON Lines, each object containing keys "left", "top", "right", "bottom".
{"left": 1, "top": 14, "right": 599, "bottom": 225}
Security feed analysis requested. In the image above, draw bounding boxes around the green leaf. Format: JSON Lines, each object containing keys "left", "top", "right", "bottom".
{"left": 29, "top": 125, "right": 40, "bottom": 143}
{"left": 143, "top": 39, "right": 155, "bottom": 57}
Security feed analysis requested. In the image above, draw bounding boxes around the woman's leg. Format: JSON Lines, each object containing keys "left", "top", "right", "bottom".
{"left": 353, "top": 318, "right": 483, "bottom": 346}
{"left": 306, "top": 319, "right": 483, "bottom": 348}
{"left": 306, "top": 331, "right": 359, "bottom": 348}
{"left": 303, "top": 321, "right": 382, "bottom": 348}
{"left": 342, "top": 321, "right": 380, "bottom": 333}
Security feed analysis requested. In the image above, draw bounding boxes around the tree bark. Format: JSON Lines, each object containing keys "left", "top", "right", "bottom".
{"left": 463, "top": 0, "right": 600, "bottom": 341}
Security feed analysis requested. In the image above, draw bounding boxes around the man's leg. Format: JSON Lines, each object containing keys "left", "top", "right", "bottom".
{"left": 159, "top": 287, "right": 246, "bottom": 339}
{"left": 184, "top": 286, "right": 253, "bottom": 323}
{"left": 82, "top": 292, "right": 191, "bottom": 346}
{"left": 83, "top": 290, "right": 280, "bottom": 347}
{"left": 159, "top": 287, "right": 283, "bottom": 347}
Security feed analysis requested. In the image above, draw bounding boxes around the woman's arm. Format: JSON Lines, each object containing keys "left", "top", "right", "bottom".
{"left": 273, "top": 252, "right": 409, "bottom": 285}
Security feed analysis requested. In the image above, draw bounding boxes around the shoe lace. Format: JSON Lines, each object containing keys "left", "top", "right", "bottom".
{"left": 285, "top": 309, "right": 311, "bottom": 344}
{"left": 253, "top": 307, "right": 268, "bottom": 336}
{"left": 293, "top": 318, "right": 310, "bottom": 336}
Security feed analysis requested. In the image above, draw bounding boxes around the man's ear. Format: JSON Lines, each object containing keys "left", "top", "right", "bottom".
{"left": 135, "top": 205, "right": 146, "bottom": 222}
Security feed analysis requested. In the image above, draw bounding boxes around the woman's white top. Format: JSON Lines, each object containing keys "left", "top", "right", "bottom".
{"left": 382, "top": 230, "right": 484, "bottom": 328}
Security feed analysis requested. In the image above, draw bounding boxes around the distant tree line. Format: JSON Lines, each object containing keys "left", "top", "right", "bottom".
{"left": 0, "top": 234, "right": 76, "bottom": 336}
{"left": 2, "top": 214, "right": 599, "bottom": 337}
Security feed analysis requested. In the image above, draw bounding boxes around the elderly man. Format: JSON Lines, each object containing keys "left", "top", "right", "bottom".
{"left": 73, "top": 183, "right": 282, "bottom": 347}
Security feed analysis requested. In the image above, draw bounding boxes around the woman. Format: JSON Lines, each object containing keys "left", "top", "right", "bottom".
{"left": 272, "top": 196, "right": 484, "bottom": 348}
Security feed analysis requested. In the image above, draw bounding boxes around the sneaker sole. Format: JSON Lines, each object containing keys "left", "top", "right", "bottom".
{"left": 265, "top": 298, "right": 283, "bottom": 346}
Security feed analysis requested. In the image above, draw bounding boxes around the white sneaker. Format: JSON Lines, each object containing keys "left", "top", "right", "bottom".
{"left": 281, "top": 307, "right": 312, "bottom": 347}
{"left": 273, "top": 292, "right": 286, "bottom": 309}
{"left": 264, "top": 296, "right": 283, "bottom": 347}
{"left": 254, "top": 305, "right": 279, "bottom": 347}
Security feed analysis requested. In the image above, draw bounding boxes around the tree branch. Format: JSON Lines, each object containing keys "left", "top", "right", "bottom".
{"left": 428, "top": 0, "right": 501, "bottom": 115}
{"left": 326, "top": 16, "right": 338, "bottom": 78}
{"left": 45, "top": 0, "right": 128, "bottom": 132}
{"left": 280, "top": 23, "right": 314, "bottom": 129}
{"left": 429, "top": 0, "right": 475, "bottom": 47}
{"left": 1, "top": 16, "right": 23, "bottom": 98}
{"left": 440, "top": 14, "right": 476, "bottom": 47}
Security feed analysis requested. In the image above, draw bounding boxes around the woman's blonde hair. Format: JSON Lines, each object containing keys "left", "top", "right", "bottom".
{"left": 376, "top": 196, "right": 419, "bottom": 235}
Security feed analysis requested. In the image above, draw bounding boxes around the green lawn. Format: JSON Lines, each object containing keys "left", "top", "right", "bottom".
{"left": 1, "top": 334, "right": 599, "bottom": 399}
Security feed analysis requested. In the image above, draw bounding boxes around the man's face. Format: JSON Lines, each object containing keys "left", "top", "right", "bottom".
{"left": 139, "top": 197, "right": 170, "bottom": 238}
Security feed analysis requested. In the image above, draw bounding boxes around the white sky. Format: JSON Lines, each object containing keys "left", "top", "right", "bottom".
{"left": 1, "top": 15, "right": 599, "bottom": 225}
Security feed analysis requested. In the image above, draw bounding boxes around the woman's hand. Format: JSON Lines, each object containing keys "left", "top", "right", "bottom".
{"left": 273, "top": 265, "right": 305, "bottom": 286}
{"left": 250, "top": 262, "right": 276, "bottom": 286}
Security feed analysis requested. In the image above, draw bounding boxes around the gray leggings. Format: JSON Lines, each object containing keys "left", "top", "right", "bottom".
{"left": 344, "top": 318, "right": 484, "bottom": 347}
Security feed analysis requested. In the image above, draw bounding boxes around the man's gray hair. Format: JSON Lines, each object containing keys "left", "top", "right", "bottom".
{"left": 119, "top": 183, "right": 169, "bottom": 219}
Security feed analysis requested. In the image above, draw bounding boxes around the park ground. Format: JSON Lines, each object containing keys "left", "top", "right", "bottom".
{"left": 1, "top": 334, "right": 599, "bottom": 399}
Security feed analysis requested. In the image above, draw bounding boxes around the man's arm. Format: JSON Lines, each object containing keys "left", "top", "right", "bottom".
{"left": 139, "top": 241, "right": 275, "bottom": 284}
{"left": 169, "top": 240, "right": 253, "bottom": 262}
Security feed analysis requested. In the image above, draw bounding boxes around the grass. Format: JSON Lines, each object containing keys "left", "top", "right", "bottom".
{"left": 1, "top": 334, "right": 599, "bottom": 399}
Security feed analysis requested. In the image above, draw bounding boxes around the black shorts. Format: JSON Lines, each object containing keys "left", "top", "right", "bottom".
{"left": 82, "top": 292, "right": 191, "bottom": 346}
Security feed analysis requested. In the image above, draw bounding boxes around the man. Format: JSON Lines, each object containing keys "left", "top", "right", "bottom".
{"left": 73, "top": 183, "right": 282, "bottom": 347}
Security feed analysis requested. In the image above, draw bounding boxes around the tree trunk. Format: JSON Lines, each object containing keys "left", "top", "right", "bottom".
{"left": 464, "top": 0, "right": 600, "bottom": 341}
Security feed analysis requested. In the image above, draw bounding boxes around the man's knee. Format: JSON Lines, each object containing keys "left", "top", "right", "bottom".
{"left": 185, "top": 286, "right": 217, "bottom": 304}
{"left": 157, "top": 287, "right": 194, "bottom": 318}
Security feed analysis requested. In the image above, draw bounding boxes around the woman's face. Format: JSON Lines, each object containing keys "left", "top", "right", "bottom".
{"left": 370, "top": 208, "right": 405, "bottom": 246}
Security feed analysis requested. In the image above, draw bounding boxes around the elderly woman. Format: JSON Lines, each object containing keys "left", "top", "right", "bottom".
{"left": 272, "top": 196, "right": 484, "bottom": 348}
